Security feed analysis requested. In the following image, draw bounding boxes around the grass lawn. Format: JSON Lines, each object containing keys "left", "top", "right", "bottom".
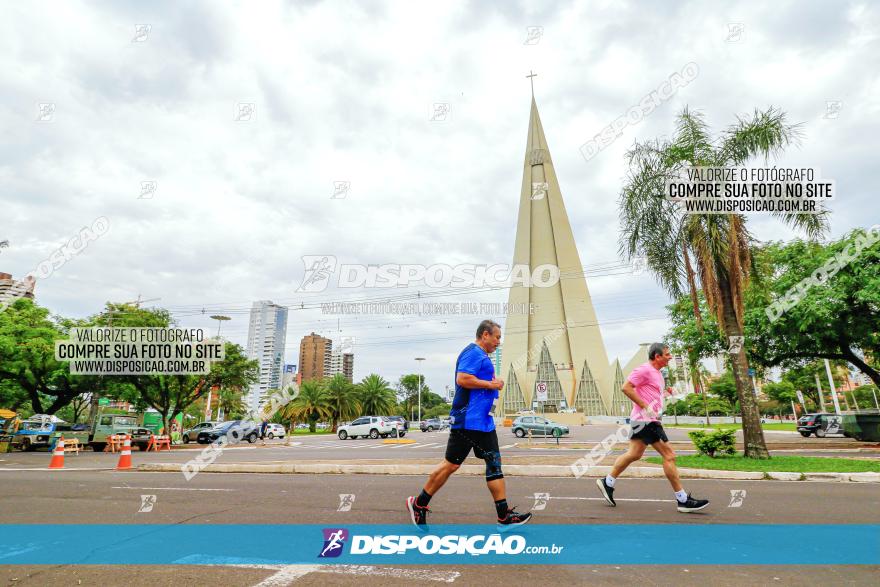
{"left": 290, "top": 428, "right": 334, "bottom": 435}
{"left": 645, "top": 453, "right": 880, "bottom": 473}
{"left": 664, "top": 422, "right": 797, "bottom": 432}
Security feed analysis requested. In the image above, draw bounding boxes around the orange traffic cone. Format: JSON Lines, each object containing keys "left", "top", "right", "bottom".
{"left": 48, "top": 439, "right": 65, "bottom": 469}
{"left": 116, "top": 435, "right": 132, "bottom": 470}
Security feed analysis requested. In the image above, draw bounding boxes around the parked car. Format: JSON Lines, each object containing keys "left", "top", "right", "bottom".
{"left": 197, "top": 420, "right": 260, "bottom": 444}
{"left": 337, "top": 416, "right": 404, "bottom": 439}
{"left": 511, "top": 416, "right": 570, "bottom": 438}
{"left": 182, "top": 421, "right": 219, "bottom": 444}
{"left": 264, "top": 423, "right": 286, "bottom": 439}
{"left": 797, "top": 413, "right": 844, "bottom": 437}
{"left": 420, "top": 418, "right": 449, "bottom": 432}
{"left": 386, "top": 416, "right": 409, "bottom": 431}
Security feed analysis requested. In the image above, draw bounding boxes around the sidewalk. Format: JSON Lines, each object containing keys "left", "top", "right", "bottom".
{"left": 138, "top": 457, "right": 880, "bottom": 483}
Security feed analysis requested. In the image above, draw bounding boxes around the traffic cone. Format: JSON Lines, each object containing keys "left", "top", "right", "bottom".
{"left": 116, "top": 435, "right": 132, "bottom": 470}
{"left": 48, "top": 439, "right": 65, "bottom": 469}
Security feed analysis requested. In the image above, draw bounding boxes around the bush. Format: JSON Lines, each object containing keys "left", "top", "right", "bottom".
{"left": 688, "top": 429, "right": 736, "bottom": 458}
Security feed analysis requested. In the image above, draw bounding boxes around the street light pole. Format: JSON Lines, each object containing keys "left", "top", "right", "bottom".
{"left": 415, "top": 357, "right": 426, "bottom": 423}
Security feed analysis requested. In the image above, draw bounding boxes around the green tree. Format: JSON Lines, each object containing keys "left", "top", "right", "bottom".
{"left": 357, "top": 374, "right": 396, "bottom": 416}
{"left": 619, "top": 106, "right": 828, "bottom": 458}
{"left": 281, "top": 380, "right": 331, "bottom": 433}
{"left": 762, "top": 381, "right": 797, "bottom": 405}
{"left": 745, "top": 229, "right": 880, "bottom": 386}
{"left": 423, "top": 404, "right": 451, "bottom": 419}
{"left": 325, "top": 374, "right": 360, "bottom": 431}
{"left": 0, "top": 299, "right": 94, "bottom": 414}
{"left": 708, "top": 372, "right": 738, "bottom": 405}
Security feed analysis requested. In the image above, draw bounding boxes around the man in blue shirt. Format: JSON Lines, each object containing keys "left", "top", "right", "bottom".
{"left": 406, "top": 320, "right": 532, "bottom": 529}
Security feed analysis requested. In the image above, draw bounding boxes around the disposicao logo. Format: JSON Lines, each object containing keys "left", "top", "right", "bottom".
{"left": 318, "top": 528, "right": 348, "bottom": 558}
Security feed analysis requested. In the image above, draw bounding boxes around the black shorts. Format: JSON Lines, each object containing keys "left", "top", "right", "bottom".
{"left": 445, "top": 429, "right": 504, "bottom": 481}
{"left": 631, "top": 421, "right": 668, "bottom": 445}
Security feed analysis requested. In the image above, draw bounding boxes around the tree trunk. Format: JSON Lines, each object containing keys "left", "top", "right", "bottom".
{"left": 718, "top": 275, "right": 769, "bottom": 459}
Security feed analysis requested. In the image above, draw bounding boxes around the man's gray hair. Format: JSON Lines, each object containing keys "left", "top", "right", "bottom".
{"left": 648, "top": 342, "right": 668, "bottom": 361}
{"left": 476, "top": 319, "right": 501, "bottom": 339}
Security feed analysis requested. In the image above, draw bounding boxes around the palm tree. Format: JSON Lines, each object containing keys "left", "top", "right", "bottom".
{"left": 325, "top": 374, "right": 361, "bottom": 432}
{"left": 356, "top": 374, "right": 397, "bottom": 416}
{"left": 216, "top": 386, "right": 245, "bottom": 420}
{"left": 619, "top": 106, "right": 828, "bottom": 458}
{"left": 280, "top": 380, "right": 331, "bottom": 433}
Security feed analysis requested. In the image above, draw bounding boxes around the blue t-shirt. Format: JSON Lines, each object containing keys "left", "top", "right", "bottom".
{"left": 449, "top": 343, "right": 497, "bottom": 432}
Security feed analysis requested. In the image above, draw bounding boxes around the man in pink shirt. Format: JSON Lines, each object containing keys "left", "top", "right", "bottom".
{"left": 596, "top": 343, "right": 710, "bottom": 513}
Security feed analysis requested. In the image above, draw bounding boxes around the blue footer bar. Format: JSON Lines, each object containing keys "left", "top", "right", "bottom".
{"left": 0, "top": 524, "right": 877, "bottom": 565}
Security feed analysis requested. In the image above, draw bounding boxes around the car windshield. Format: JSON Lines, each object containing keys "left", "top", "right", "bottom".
{"left": 115, "top": 417, "right": 137, "bottom": 427}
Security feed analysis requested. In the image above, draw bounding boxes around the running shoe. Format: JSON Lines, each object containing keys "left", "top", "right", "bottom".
{"left": 596, "top": 478, "right": 616, "bottom": 506}
{"left": 676, "top": 494, "right": 710, "bottom": 513}
{"left": 497, "top": 506, "right": 532, "bottom": 529}
{"left": 406, "top": 496, "right": 430, "bottom": 528}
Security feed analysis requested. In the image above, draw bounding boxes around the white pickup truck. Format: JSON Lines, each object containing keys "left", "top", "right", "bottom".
{"left": 337, "top": 416, "right": 404, "bottom": 439}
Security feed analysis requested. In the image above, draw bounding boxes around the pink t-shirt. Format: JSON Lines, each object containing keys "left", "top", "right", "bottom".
{"left": 627, "top": 362, "right": 665, "bottom": 422}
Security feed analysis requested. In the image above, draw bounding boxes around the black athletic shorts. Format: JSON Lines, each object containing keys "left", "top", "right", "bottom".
{"left": 445, "top": 429, "right": 504, "bottom": 481}
{"left": 630, "top": 421, "right": 668, "bottom": 445}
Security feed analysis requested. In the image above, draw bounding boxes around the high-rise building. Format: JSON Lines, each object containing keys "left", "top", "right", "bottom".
{"left": 327, "top": 349, "right": 354, "bottom": 382}
{"left": 0, "top": 272, "right": 36, "bottom": 302}
{"left": 299, "top": 332, "right": 332, "bottom": 381}
{"left": 245, "top": 301, "right": 288, "bottom": 412}
{"left": 282, "top": 364, "right": 298, "bottom": 391}
{"left": 499, "top": 94, "right": 642, "bottom": 416}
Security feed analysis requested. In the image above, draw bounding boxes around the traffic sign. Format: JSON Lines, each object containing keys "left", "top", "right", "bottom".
{"left": 98, "top": 398, "right": 110, "bottom": 406}
{"left": 535, "top": 382, "right": 548, "bottom": 402}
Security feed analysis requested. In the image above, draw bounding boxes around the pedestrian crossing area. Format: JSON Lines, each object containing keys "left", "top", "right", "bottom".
{"left": 290, "top": 439, "right": 450, "bottom": 451}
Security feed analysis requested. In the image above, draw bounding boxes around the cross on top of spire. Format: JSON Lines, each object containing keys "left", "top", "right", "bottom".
{"left": 526, "top": 70, "right": 537, "bottom": 96}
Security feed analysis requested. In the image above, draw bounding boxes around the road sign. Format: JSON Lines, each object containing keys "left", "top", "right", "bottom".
{"left": 535, "top": 382, "right": 548, "bottom": 402}
{"left": 747, "top": 368, "right": 755, "bottom": 377}
{"left": 98, "top": 398, "right": 109, "bottom": 406}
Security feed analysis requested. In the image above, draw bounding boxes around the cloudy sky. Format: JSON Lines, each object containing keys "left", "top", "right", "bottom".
{"left": 2, "top": 0, "right": 878, "bottom": 397}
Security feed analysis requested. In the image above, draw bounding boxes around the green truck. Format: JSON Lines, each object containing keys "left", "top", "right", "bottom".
{"left": 49, "top": 413, "right": 153, "bottom": 452}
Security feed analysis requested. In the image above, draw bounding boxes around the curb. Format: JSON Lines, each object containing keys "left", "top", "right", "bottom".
{"left": 137, "top": 462, "right": 880, "bottom": 482}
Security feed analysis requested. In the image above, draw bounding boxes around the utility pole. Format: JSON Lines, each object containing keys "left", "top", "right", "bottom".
{"left": 415, "top": 357, "right": 426, "bottom": 423}
{"left": 824, "top": 359, "right": 842, "bottom": 415}
{"left": 815, "top": 373, "right": 826, "bottom": 412}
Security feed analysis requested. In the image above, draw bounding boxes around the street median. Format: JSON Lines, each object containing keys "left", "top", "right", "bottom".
{"left": 136, "top": 462, "right": 879, "bottom": 482}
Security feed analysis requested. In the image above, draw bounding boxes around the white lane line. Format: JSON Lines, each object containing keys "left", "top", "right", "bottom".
{"left": 111, "top": 486, "right": 235, "bottom": 491}
{"left": 500, "top": 444, "right": 516, "bottom": 449}
{"left": 314, "top": 565, "right": 460, "bottom": 582}
{"left": 254, "top": 565, "right": 321, "bottom": 586}
{"left": 0, "top": 467, "right": 116, "bottom": 472}
{"left": 539, "top": 496, "right": 670, "bottom": 503}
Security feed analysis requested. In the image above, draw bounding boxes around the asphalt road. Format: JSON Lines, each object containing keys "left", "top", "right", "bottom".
{"left": 2, "top": 468, "right": 878, "bottom": 586}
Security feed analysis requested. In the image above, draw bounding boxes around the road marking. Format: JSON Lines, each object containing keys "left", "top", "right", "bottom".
{"left": 500, "top": 444, "right": 516, "bottom": 449}
{"left": 536, "top": 496, "right": 671, "bottom": 503}
{"left": 0, "top": 467, "right": 116, "bottom": 472}
{"left": 111, "top": 486, "right": 235, "bottom": 491}
{"left": 255, "top": 565, "right": 321, "bottom": 586}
